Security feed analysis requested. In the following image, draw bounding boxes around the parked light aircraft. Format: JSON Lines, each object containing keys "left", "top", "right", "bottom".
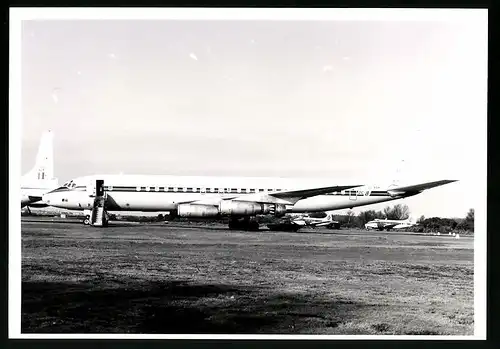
{"left": 21, "top": 130, "right": 59, "bottom": 211}
{"left": 364, "top": 217, "right": 417, "bottom": 231}
{"left": 267, "top": 213, "right": 340, "bottom": 232}
{"left": 291, "top": 213, "right": 340, "bottom": 229}
{"left": 42, "top": 166, "right": 456, "bottom": 230}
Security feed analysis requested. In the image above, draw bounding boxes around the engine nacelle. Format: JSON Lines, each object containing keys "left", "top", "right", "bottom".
{"left": 177, "top": 204, "right": 220, "bottom": 218}
{"left": 219, "top": 201, "right": 268, "bottom": 216}
{"left": 273, "top": 204, "right": 287, "bottom": 217}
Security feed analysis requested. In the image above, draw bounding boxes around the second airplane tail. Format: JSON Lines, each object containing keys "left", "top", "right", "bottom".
{"left": 22, "top": 130, "right": 57, "bottom": 184}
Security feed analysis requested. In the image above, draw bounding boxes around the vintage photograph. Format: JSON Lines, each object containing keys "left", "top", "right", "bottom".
{"left": 11, "top": 8, "right": 487, "bottom": 339}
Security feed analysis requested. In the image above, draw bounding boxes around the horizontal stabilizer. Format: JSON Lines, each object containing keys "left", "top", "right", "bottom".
{"left": 389, "top": 180, "right": 458, "bottom": 194}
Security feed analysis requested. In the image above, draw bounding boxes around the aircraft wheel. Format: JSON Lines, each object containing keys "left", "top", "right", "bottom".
{"left": 83, "top": 215, "right": 91, "bottom": 225}
{"left": 228, "top": 220, "right": 239, "bottom": 230}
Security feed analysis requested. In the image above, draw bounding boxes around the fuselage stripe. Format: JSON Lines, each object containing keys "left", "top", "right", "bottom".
{"left": 73, "top": 186, "right": 394, "bottom": 197}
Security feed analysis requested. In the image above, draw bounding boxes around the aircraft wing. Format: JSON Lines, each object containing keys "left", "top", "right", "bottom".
{"left": 233, "top": 185, "right": 362, "bottom": 205}
{"left": 270, "top": 185, "right": 361, "bottom": 201}
{"left": 187, "top": 184, "right": 361, "bottom": 206}
{"left": 314, "top": 221, "right": 334, "bottom": 227}
{"left": 388, "top": 180, "right": 457, "bottom": 195}
{"left": 378, "top": 222, "right": 399, "bottom": 229}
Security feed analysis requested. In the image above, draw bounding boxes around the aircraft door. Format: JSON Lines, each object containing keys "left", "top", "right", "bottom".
{"left": 96, "top": 179, "right": 104, "bottom": 196}
{"left": 86, "top": 179, "right": 105, "bottom": 197}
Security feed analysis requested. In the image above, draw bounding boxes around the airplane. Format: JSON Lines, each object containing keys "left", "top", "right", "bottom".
{"left": 21, "top": 130, "right": 59, "bottom": 212}
{"left": 364, "top": 217, "right": 417, "bottom": 231}
{"left": 290, "top": 213, "right": 340, "bottom": 229}
{"left": 267, "top": 213, "right": 340, "bottom": 232}
{"left": 41, "top": 167, "right": 457, "bottom": 230}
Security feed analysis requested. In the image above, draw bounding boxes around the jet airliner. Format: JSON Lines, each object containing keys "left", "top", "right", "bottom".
{"left": 42, "top": 170, "right": 456, "bottom": 230}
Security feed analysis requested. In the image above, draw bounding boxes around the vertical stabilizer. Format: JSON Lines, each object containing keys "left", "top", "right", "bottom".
{"left": 23, "top": 130, "right": 55, "bottom": 182}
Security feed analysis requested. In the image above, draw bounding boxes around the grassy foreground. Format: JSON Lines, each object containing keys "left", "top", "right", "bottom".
{"left": 21, "top": 221, "right": 474, "bottom": 335}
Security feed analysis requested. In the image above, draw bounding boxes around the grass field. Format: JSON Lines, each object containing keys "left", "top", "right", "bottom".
{"left": 21, "top": 219, "right": 474, "bottom": 335}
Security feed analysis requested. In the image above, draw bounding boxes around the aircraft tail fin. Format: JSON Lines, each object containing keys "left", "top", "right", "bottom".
{"left": 22, "top": 130, "right": 56, "bottom": 182}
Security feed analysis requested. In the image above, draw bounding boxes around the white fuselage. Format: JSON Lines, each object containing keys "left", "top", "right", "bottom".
{"left": 21, "top": 179, "right": 59, "bottom": 208}
{"left": 42, "top": 174, "right": 406, "bottom": 214}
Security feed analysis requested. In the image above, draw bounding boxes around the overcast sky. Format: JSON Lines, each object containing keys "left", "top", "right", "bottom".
{"left": 19, "top": 15, "right": 487, "bottom": 218}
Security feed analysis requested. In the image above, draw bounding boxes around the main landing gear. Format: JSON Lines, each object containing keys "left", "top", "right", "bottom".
{"left": 228, "top": 217, "right": 260, "bottom": 231}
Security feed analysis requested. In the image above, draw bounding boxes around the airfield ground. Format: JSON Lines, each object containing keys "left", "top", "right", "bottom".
{"left": 20, "top": 218, "right": 474, "bottom": 335}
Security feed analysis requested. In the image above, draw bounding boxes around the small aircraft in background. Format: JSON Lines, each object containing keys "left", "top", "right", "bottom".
{"left": 267, "top": 213, "right": 340, "bottom": 232}
{"left": 364, "top": 217, "right": 417, "bottom": 231}
{"left": 290, "top": 213, "right": 340, "bottom": 229}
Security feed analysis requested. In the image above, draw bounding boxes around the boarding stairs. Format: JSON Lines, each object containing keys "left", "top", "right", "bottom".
{"left": 90, "top": 195, "right": 108, "bottom": 227}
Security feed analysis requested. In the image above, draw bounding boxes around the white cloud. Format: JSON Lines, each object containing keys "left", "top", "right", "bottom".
{"left": 189, "top": 53, "right": 198, "bottom": 61}
{"left": 322, "top": 65, "right": 333, "bottom": 72}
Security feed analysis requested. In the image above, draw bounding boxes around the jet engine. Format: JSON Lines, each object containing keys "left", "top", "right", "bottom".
{"left": 219, "top": 201, "right": 270, "bottom": 216}
{"left": 271, "top": 204, "right": 287, "bottom": 217}
{"left": 177, "top": 202, "right": 289, "bottom": 218}
{"left": 177, "top": 204, "right": 220, "bottom": 217}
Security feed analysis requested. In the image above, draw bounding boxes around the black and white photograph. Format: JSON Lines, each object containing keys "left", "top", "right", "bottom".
{"left": 9, "top": 8, "right": 487, "bottom": 339}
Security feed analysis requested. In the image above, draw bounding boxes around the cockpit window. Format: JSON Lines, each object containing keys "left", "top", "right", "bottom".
{"left": 62, "top": 180, "right": 77, "bottom": 188}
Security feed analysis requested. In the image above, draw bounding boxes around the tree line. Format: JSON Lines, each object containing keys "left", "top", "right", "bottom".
{"left": 314, "top": 205, "right": 474, "bottom": 234}
{"left": 26, "top": 203, "right": 474, "bottom": 234}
